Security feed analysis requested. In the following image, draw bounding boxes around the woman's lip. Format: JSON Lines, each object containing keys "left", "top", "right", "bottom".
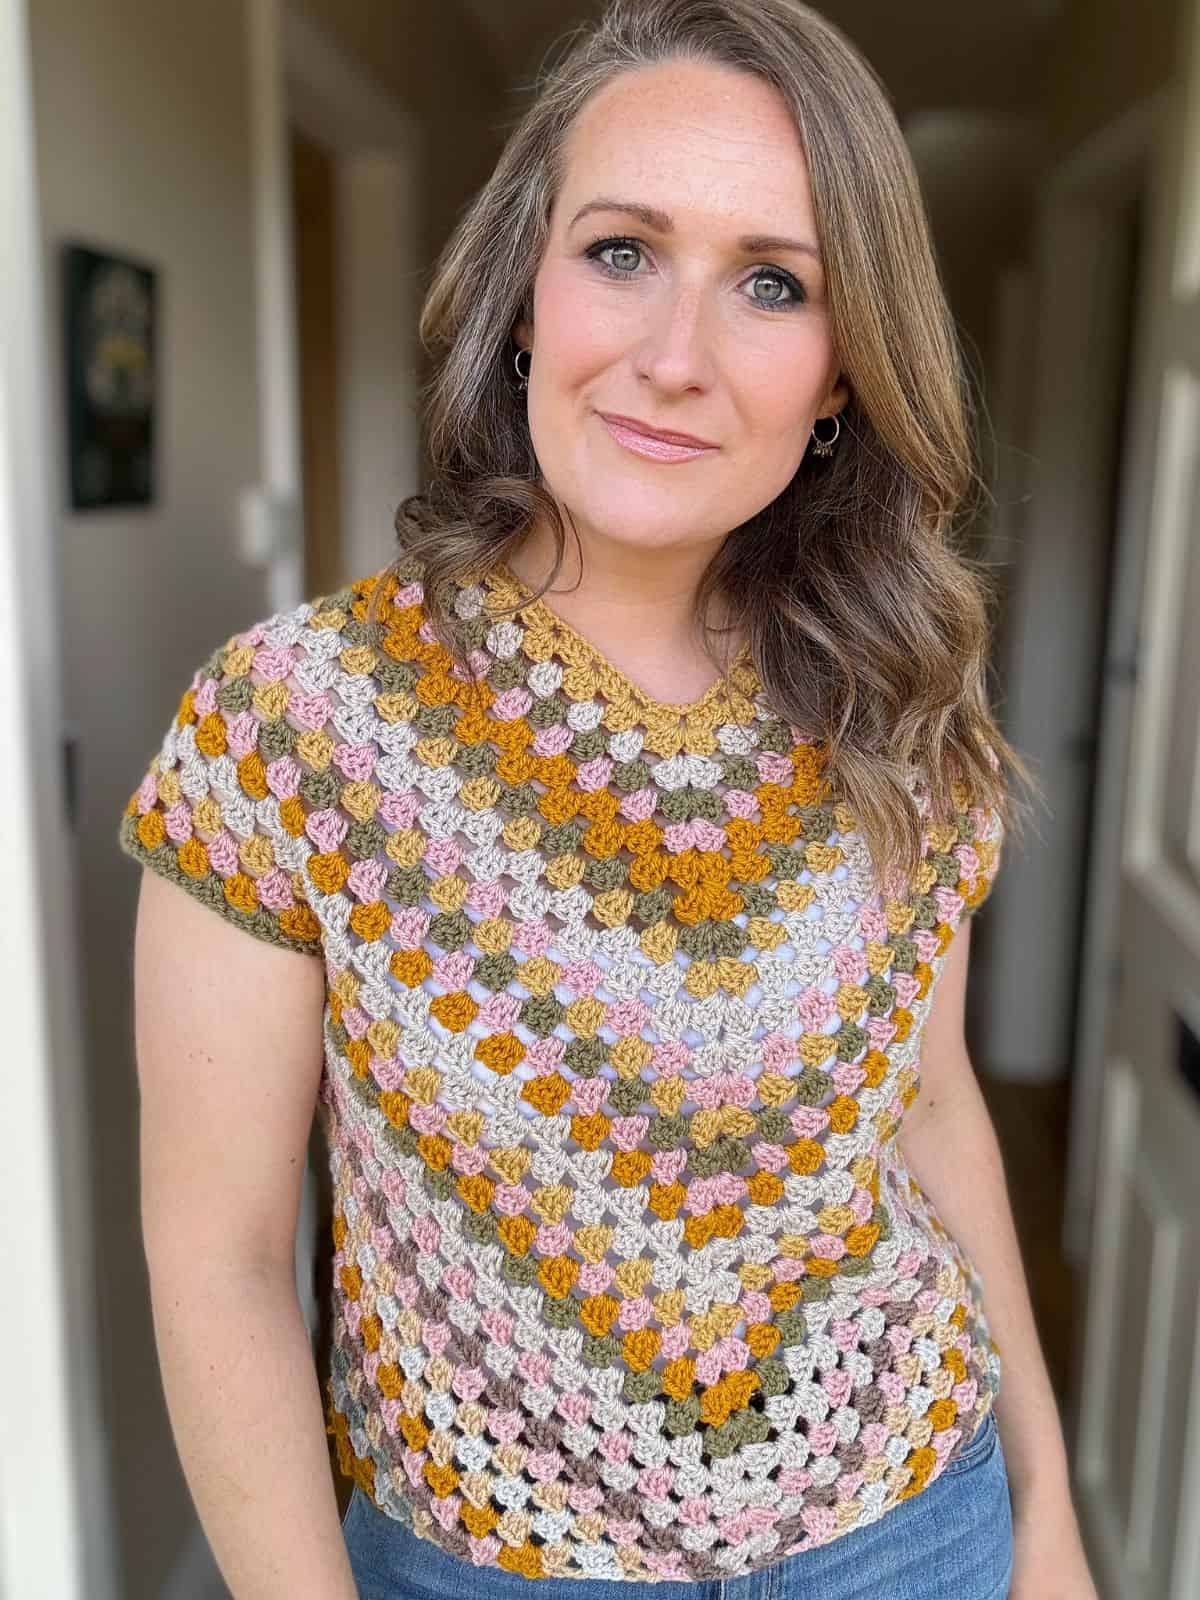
{"left": 598, "top": 413, "right": 719, "bottom": 462}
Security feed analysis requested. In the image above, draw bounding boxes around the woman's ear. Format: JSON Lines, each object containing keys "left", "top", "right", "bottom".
{"left": 513, "top": 316, "right": 532, "bottom": 351}
{"left": 824, "top": 374, "right": 850, "bottom": 416}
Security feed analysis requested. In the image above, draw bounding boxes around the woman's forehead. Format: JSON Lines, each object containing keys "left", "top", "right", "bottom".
{"left": 556, "top": 62, "right": 815, "bottom": 236}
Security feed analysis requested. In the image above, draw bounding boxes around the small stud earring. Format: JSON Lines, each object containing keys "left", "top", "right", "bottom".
{"left": 810, "top": 414, "right": 841, "bottom": 458}
{"left": 514, "top": 347, "right": 532, "bottom": 393}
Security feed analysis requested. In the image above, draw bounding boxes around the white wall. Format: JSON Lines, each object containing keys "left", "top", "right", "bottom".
{"left": 27, "top": 0, "right": 270, "bottom": 1590}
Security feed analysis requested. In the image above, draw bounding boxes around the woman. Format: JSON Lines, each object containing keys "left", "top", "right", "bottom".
{"left": 119, "top": 1, "right": 1096, "bottom": 1596}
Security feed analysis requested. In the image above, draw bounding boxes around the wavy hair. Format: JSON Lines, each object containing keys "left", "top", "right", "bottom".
{"left": 371, "top": 0, "right": 1034, "bottom": 881}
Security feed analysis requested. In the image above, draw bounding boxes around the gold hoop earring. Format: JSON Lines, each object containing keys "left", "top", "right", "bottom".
{"left": 810, "top": 414, "right": 841, "bottom": 458}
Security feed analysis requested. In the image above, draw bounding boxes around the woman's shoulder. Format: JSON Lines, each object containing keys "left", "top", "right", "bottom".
{"left": 896, "top": 752, "right": 1005, "bottom": 923}
{"left": 116, "top": 552, "right": 441, "bottom": 958}
{"left": 196, "top": 550, "right": 446, "bottom": 694}
{"left": 278, "top": 550, "right": 433, "bottom": 654}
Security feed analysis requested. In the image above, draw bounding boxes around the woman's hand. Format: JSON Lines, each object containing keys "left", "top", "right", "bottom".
{"left": 1009, "top": 1495, "right": 1099, "bottom": 1599}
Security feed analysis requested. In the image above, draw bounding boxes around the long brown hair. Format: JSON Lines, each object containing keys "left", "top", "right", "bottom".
{"left": 371, "top": 0, "right": 1034, "bottom": 881}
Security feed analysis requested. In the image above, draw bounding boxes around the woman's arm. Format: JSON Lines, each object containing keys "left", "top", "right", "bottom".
{"left": 134, "top": 869, "right": 356, "bottom": 1600}
{"left": 898, "top": 918, "right": 1097, "bottom": 1599}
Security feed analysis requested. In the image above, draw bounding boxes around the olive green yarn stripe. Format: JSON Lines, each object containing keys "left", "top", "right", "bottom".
{"left": 117, "top": 813, "right": 323, "bottom": 958}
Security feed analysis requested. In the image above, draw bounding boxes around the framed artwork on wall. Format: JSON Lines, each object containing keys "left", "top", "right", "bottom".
{"left": 63, "top": 243, "right": 157, "bottom": 509}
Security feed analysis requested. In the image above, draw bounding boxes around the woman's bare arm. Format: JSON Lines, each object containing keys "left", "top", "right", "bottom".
{"left": 898, "top": 918, "right": 1096, "bottom": 1594}
{"left": 134, "top": 868, "right": 356, "bottom": 1599}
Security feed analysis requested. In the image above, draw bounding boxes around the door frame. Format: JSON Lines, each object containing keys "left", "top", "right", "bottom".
{"left": 278, "top": 2, "right": 420, "bottom": 596}
{"left": 0, "top": 0, "right": 119, "bottom": 1595}
{"left": 980, "top": 93, "right": 1163, "bottom": 1097}
{"left": 1065, "top": 0, "right": 1200, "bottom": 1589}
{"left": 244, "top": 0, "right": 420, "bottom": 614}
{"left": 1016, "top": 94, "right": 1167, "bottom": 1270}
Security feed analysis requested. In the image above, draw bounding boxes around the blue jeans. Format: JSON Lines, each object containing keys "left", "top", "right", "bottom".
{"left": 341, "top": 1408, "right": 1013, "bottom": 1600}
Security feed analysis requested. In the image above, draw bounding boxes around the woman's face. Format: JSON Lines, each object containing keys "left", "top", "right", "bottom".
{"left": 515, "top": 58, "right": 848, "bottom": 562}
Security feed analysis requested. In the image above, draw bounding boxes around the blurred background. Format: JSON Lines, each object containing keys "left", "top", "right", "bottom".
{"left": 3, "top": 1, "right": 1199, "bottom": 1596}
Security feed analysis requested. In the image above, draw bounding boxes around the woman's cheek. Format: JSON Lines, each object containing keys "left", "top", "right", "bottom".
{"left": 535, "top": 266, "right": 618, "bottom": 372}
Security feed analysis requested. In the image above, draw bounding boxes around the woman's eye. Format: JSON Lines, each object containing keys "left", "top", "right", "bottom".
{"left": 588, "top": 238, "right": 644, "bottom": 275}
{"left": 747, "top": 268, "right": 804, "bottom": 310}
{"left": 585, "top": 239, "right": 805, "bottom": 310}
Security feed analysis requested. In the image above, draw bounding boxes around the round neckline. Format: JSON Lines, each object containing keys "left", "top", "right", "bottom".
{"left": 482, "top": 559, "right": 760, "bottom": 717}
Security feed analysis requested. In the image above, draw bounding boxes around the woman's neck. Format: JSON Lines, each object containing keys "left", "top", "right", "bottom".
{"left": 502, "top": 524, "right": 746, "bottom": 680}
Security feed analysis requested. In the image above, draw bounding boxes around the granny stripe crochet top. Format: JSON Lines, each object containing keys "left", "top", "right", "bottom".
{"left": 119, "top": 553, "right": 1004, "bottom": 1585}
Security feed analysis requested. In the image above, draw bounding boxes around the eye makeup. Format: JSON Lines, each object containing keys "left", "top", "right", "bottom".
{"left": 582, "top": 234, "right": 809, "bottom": 311}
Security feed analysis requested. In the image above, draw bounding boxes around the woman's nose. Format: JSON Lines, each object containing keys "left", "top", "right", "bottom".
{"left": 633, "top": 286, "right": 716, "bottom": 395}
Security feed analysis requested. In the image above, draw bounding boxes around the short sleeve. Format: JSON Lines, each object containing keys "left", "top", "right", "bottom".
{"left": 954, "top": 737, "right": 1006, "bottom": 918}
{"left": 956, "top": 797, "right": 1004, "bottom": 918}
{"left": 909, "top": 755, "right": 1006, "bottom": 928}
{"left": 117, "top": 619, "right": 325, "bottom": 957}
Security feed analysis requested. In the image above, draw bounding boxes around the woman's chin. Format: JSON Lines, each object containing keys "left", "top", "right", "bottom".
{"left": 561, "top": 494, "right": 728, "bottom": 552}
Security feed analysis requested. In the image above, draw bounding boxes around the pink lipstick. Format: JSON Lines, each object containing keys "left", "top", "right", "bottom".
{"left": 598, "top": 412, "right": 718, "bottom": 463}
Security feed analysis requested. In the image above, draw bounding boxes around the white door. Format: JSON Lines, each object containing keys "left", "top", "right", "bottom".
{"left": 1072, "top": 2, "right": 1200, "bottom": 1596}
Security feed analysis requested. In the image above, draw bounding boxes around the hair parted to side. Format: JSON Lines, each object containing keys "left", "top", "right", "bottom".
{"left": 371, "top": 0, "right": 1035, "bottom": 882}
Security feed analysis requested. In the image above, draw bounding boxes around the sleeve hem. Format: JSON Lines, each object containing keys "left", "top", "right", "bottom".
{"left": 118, "top": 815, "right": 325, "bottom": 959}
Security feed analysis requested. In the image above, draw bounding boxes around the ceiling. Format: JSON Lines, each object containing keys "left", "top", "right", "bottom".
{"left": 458, "top": 0, "right": 1062, "bottom": 123}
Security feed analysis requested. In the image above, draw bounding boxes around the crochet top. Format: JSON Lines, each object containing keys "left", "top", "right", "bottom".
{"left": 118, "top": 552, "right": 1004, "bottom": 1585}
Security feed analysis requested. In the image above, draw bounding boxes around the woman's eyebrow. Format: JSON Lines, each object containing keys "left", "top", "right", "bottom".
{"left": 568, "top": 197, "right": 822, "bottom": 260}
